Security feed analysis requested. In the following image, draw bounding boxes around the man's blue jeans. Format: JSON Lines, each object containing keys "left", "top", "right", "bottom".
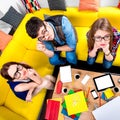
{"left": 49, "top": 50, "right": 77, "bottom": 65}
{"left": 87, "top": 55, "right": 113, "bottom": 69}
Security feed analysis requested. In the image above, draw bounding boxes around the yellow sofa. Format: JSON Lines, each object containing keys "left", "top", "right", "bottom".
{"left": 0, "top": 6, "right": 120, "bottom": 120}
{"left": 0, "top": 13, "right": 54, "bottom": 120}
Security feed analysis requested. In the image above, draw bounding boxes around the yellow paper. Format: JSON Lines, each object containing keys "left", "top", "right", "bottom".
{"left": 64, "top": 91, "right": 88, "bottom": 115}
{"left": 104, "top": 88, "right": 114, "bottom": 99}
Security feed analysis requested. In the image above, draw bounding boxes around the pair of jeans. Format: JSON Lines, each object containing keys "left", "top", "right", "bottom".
{"left": 87, "top": 55, "right": 113, "bottom": 69}
{"left": 49, "top": 50, "right": 77, "bottom": 65}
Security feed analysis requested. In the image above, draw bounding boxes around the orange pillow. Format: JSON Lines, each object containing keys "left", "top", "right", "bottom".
{"left": 78, "top": 0, "right": 100, "bottom": 11}
{"left": 0, "top": 30, "right": 12, "bottom": 51}
{"left": 118, "top": 1, "right": 120, "bottom": 8}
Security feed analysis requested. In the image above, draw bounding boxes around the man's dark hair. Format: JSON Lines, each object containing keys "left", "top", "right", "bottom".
{"left": 26, "top": 17, "right": 44, "bottom": 38}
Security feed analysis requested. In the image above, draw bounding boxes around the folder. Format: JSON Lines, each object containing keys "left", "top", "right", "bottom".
{"left": 92, "top": 96, "right": 120, "bottom": 120}
{"left": 45, "top": 99, "right": 60, "bottom": 120}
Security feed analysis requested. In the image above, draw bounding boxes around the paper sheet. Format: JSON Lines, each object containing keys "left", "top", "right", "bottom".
{"left": 60, "top": 65, "right": 72, "bottom": 83}
{"left": 81, "top": 74, "right": 90, "bottom": 85}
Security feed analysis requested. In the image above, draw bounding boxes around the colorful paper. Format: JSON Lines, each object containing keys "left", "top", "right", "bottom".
{"left": 64, "top": 91, "right": 88, "bottom": 115}
{"left": 45, "top": 99, "right": 60, "bottom": 120}
{"left": 104, "top": 88, "right": 114, "bottom": 99}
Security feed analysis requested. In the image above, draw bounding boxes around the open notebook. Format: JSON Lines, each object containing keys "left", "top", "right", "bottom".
{"left": 92, "top": 96, "right": 120, "bottom": 120}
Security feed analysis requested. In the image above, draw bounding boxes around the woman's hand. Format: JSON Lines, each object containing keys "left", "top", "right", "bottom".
{"left": 89, "top": 43, "right": 99, "bottom": 57}
{"left": 102, "top": 44, "right": 110, "bottom": 55}
{"left": 93, "top": 42, "right": 100, "bottom": 52}
{"left": 27, "top": 69, "right": 42, "bottom": 84}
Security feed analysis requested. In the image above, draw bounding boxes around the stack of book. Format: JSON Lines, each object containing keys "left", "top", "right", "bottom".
{"left": 61, "top": 90, "right": 88, "bottom": 120}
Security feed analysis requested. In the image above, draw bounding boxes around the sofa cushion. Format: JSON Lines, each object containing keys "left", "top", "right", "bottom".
{"left": 21, "top": 0, "right": 41, "bottom": 13}
{"left": 0, "top": 106, "right": 26, "bottom": 120}
{"left": 0, "top": 10, "right": 12, "bottom": 34}
{"left": 0, "top": 76, "right": 10, "bottom": 106}
{"left": 78, "top": 0, "right": 100, "bottom": 11}
{"left": 47, "top": 0, "right": 66, "bottom": 11}
{"left": 0, "top": 6, "right": 24, "bottom": 30}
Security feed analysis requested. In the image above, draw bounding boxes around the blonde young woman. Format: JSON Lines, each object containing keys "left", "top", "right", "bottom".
{"left": 87, "top": 18, "right": 120, "bottom": 69}
{"left": 0, "top": 62, "right": 55, "bottom": 102}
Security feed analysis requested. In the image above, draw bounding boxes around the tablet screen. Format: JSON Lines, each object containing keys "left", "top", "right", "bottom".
{"left": 93, "top": 74, "right": 115, "bottom": 91}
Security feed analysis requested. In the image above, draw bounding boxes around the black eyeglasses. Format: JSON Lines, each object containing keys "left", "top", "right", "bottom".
{"left": 38, "top": 26, "right": 48, "bottom": 42}
{"left": 94, "top": 35, "right": 111, "bottom": 42}
{"left": 14, "top": 65, "right": 23, "bottom": 79}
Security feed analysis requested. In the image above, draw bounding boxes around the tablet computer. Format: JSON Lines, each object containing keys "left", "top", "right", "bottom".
{"left": 93, "top": 74, "right": 115, "bottom": 92}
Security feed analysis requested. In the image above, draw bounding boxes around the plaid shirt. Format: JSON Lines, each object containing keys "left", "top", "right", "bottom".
{"left": 111, "top": 27, "right": 120, "bottom": 59}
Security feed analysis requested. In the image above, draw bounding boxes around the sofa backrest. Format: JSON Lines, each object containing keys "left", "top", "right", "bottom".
{"left": 33, "top": 7, "right": 120, "bottom": 30}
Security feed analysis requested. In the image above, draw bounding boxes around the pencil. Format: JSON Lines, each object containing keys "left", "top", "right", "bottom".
{"left": 86, "top": 86, "right": 90, "bottom": 98}
{"left": 98, "top": 92, "right": 101, "bottom": 107}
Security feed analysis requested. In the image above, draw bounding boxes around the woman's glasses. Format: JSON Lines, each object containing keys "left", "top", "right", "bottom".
{"left": 14, "top": 65, "right": 23, "bottom": 79}
{"left": 94, "top": 35, "right": 111, "bottom": 42}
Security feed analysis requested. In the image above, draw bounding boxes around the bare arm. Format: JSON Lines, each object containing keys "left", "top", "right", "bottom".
{"left": 14, "top": 82, "right": 38, "bottom": 102}
{"left": 14, "top": 82, "right": 37, "bottom": 92}
{"left": 25, "top": 87, "right": 34, "bottom": 102}
{"left": 54, "top": 45, "right": 73, "bottom": 52}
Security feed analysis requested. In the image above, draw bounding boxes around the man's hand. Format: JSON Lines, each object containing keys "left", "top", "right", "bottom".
{"left": 37, "top": 41, "right": 46, "bottom": 52}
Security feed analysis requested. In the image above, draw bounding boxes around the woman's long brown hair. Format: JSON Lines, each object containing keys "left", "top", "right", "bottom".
{"left": 87, "top": 18, "right": 113, "bottom": 51}
{"left": 0, "top": 62, "right": 32, "bottom": 81}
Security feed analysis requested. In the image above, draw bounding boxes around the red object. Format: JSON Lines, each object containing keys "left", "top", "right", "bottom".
{"left": 70, "top": 114, "right": 76, "bottom": 119}
{"left": 56, "top": 80, "right": 63, "bottom": 94}
{"left": 118, "top": 2, "right": 120, "bottom": 8}
{"left": 45, "top": 100, "right": 60, "bottom": 120}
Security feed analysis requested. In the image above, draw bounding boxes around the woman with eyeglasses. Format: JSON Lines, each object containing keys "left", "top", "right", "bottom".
{"left": 86, "top": 18, "right": 120, "bottom": 69}
{"left": 0, "top": 62, "right": 55, "bottom": 102}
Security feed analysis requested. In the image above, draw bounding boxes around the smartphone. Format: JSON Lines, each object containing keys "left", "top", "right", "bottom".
{"left": 91, "top": 89, "right": 98, "bottom": 99}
